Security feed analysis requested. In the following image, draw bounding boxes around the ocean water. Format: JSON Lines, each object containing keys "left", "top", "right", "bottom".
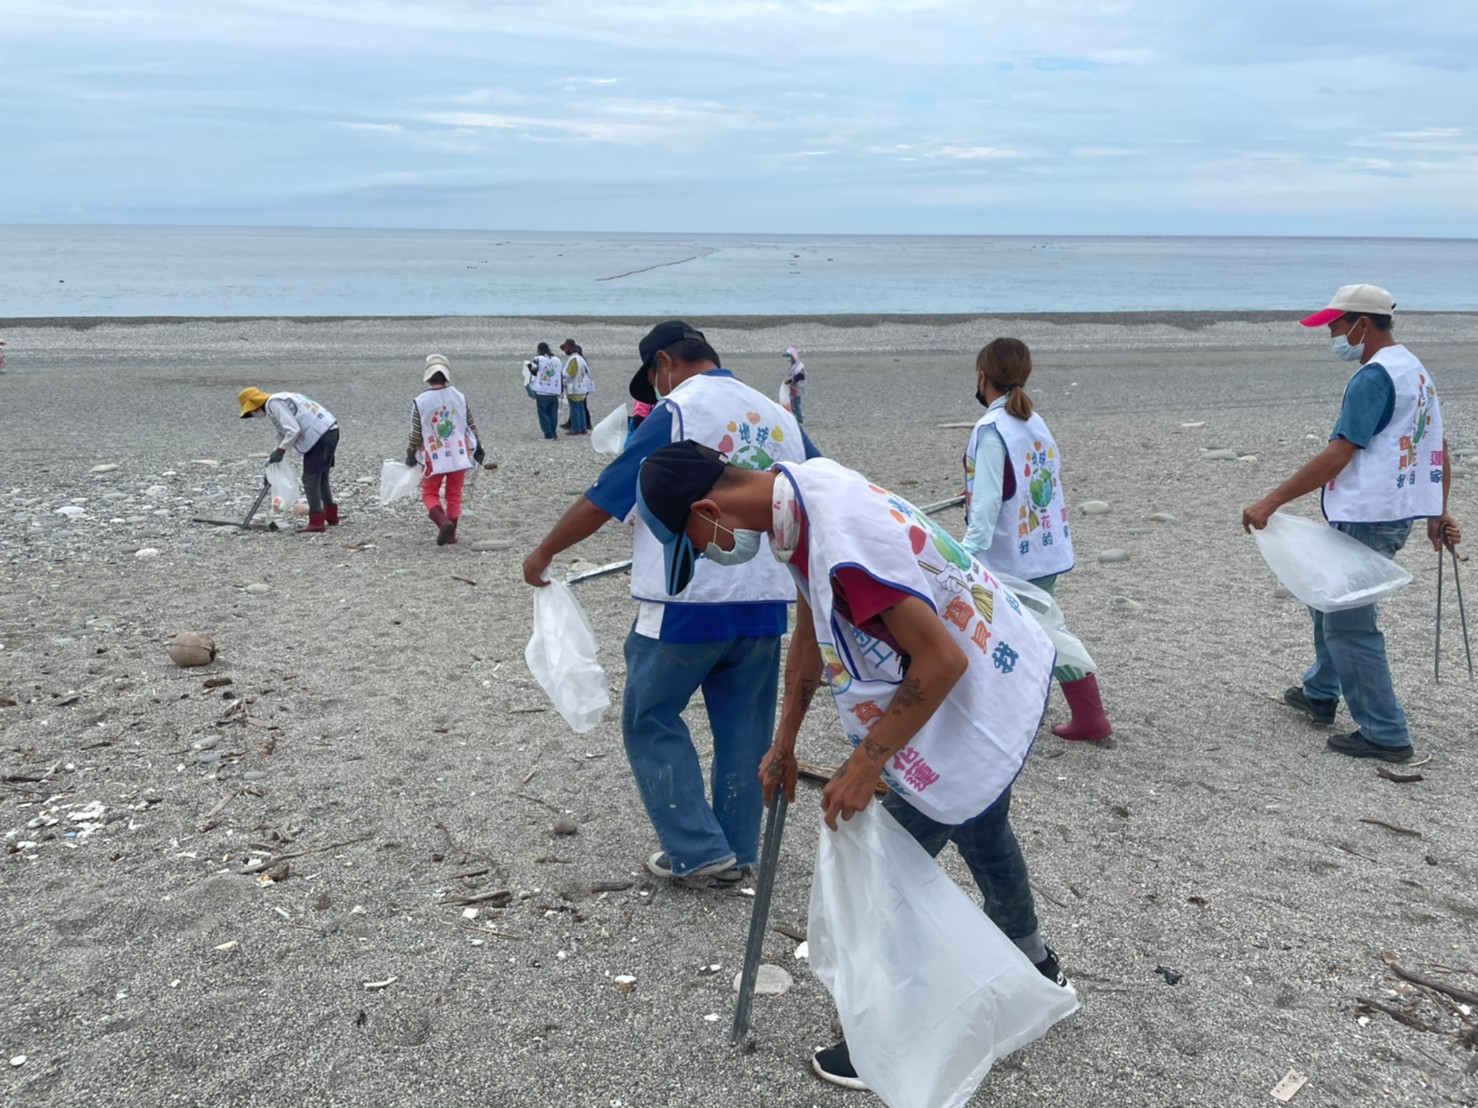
{"left": 2, "top": 225, "right": 1476, "bottom": 318}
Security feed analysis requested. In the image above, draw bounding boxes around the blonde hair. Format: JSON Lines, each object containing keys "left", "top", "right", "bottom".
{"left": 977, "top": 337, "right": 1034, "bottom": 421}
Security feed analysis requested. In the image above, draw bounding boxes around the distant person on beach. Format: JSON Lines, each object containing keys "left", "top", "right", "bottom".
{"left": 783, "top": 346, "right": 807, "bottom": 424}
{"left": 528, "top": 342, "right": 564, "bottom": 440}
{"left": 560, "top": 339, "right": 594, "bottom": 436}
{"left": 0, "top": 338, "right": 6, "bottom": 372}
{"left": 405, "top": 355, "right": 484, "bottom": 546}
{"left": 522, "top": 321, "right": 819, "bottom": 883}
{"left": 633, "top": 441, "right": 1071, "bottom": 1092}
{"left": 962, "top": 338, "right": 1112, "bottom": 741}
{"left": 237, "top": 386, "right": 341, "bottom": 534}
{"left": 1242, "top": 284, "right": 1461, "bottom": 763}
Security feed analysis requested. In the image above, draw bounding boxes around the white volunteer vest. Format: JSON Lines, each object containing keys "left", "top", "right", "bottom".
{"left": 414, "top": 386, "right": 477, "bottom": 476}
{"left": 267, "top": 392, "right": 336, "bottom": 454}
{"left": 630, "top": 373, "right": 805, "bottom": 606}
{"left": 965, "top": 409, "right": 1074, "bottom": 578}
{"left": 1323, "top": 345, "right": 1445, "bottom": 524}
{"left": 566, "top": 355, "right": 594, "bottom": 396}
{"left": 530, "top": 356, "right": 564, "bottom": 396}
{"left": 779, "top": 458, "right": 1055, "bottom": 825}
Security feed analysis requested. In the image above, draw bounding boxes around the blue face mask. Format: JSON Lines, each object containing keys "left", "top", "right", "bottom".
{"left": 1331, "top": 323, "right": 1365, "bottom": 363}
{"left": 701, "top": 515, "right": 762, "bottom": 566}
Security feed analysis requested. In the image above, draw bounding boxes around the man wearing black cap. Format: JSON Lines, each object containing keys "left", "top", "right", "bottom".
{"left": 635, "top": 440, "right": 1073, "bottom": 1091}
{"left": 522, "top": 322, "right": 821, "bottom": 882}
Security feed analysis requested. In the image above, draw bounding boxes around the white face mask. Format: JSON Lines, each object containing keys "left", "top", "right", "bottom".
{"left": 701, "top": 514, "right": 762, "bottom": 566}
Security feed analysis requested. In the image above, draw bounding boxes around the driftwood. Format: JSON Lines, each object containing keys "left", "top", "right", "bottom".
{"left": 1376, "top": 767, "right": 1425, "bottom": 784}
{"left": 440, "top": 888, "right": 513, "bottom": 908}
{"left": 1357, "top": 817, "right": 1422, "bottom": 838}
{"left": 796, "top": 762, "right": 890, "bottom": 796}
{"left": 1382, "top": 951, "right": 1478, "bottom": 1007}
{"left": 1355, "top": 996, "right": 1434, "bottom": 1032}
{"left": 238, "top": 834, "right": 372, "bottom": 874}
{"left": 771, "top": 923, "right": 807, "bottom": 943}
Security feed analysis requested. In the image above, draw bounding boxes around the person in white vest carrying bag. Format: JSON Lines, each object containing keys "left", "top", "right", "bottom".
{"left": 405, "top": 354, "right": 485, "bottom": 546}
{"left": 963, "top": 337, "right": 1112, "bottom": 741}
{"left": 634, "top": 440, "right": 1073, "bottom": 1093}
{"left": 237, "top": 386, "right": 341, "bottom": 534}
{"left": 523, "top": 322, "right": 823, "bottom": 882}
{"left": 560, "top": 339, "right": 595, "bottom": 436}
{"left": 1243, "top": 284, "right": 1462, "bottom": 762}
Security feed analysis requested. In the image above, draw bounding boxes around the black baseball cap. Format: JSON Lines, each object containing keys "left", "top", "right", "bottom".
{"left": 629, "top": 320, "right": 707, "bottom": 405}
{"left": 635, "top": 440, "right": 728, "bottom": 596}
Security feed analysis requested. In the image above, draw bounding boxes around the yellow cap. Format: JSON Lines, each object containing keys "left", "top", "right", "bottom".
{"left": 237, "top": 387, "right": 270, "bottom": 419}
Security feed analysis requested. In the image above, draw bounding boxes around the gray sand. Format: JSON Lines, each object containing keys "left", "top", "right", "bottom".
{"left": 1, "top": 314, "right": 1475, "bottom": 1107}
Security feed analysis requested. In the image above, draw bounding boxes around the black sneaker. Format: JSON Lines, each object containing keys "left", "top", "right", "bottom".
{"left": 812, "top": 1040, "right": 868, "bottom": 1091}
{"left": 1035, "top": 946, "right": 1070, "bottom": 988}
{"left": 644, "top": 851, "right": 740, "bottom": 881}
{"left": 1283, "top": 687, "right": 1337, "bottom": 727}
{"left": 1327, "top": 730, "right": 1413, "bottom": 763}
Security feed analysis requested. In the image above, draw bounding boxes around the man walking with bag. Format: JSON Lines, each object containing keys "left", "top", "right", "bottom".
{"left": 522, "top": 322, "right": 821, "bottom": 882}
{"left": 1242, "top": 284, "right": 1462, "bottom": 762}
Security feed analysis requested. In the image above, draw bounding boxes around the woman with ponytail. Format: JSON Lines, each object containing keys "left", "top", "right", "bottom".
{"left": 961, "top": 338, "right": 1112, "bottom": 741}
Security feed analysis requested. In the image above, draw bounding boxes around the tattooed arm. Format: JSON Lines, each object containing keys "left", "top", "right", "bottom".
{"left": 821, "top": 596, "right": 968, "bottom": 831}
{"left": 758, "top": 589, "right": 824, "bottom": 807}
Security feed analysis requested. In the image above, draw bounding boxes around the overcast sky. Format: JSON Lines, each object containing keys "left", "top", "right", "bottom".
{"left": 3, "top": 0, "right": 1476, "bottom": 235}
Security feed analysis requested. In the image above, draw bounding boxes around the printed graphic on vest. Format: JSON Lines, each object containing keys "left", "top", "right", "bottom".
{"left": 1397, "top": 373, "right": 1439, "bottom": 490}
{"left": 818, "top": 643, "right": 852, "bottom": 695}
{"left": 1017, "top": 440, "right": 1059, "bottom": 555}
{"left": 427, "top": 404, "right": 462, "bottom": 457}
{"left": 718, "top": 412, "right": 786, "bottom": 470}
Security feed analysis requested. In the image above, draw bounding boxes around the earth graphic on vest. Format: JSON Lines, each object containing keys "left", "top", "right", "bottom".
{"left": 719, "top": 414, "right": 784, "bottom": 470}
{"left": 436, "top": 415, "right": 454, "bottom": 440}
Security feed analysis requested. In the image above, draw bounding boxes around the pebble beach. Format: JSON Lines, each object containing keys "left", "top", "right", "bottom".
{"left": 2, "top": 310, "right": 1476, "bottom": 1107}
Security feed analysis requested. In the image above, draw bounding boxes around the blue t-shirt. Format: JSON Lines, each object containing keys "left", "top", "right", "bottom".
{"left": 1330, "top": 362, "right": 1396, "bottom": 449}
{"left": 585, "top": 369, "right": 823, "bottom": 643}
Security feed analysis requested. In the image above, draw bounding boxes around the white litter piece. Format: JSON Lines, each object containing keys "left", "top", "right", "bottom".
{"left": 614, "top": 975, "right": 637, "bottom": 992}
{"left": 55, "top": 505, "right": 86, "bottom": 517}
{"left": 214, "top": 940, "right": 239, "bottom": 951}
{"left": 794, "top": 941, "right": 809, "bottom": 961}
{"left": 1271, "top": 1069, "right": 1308, "bottom": 1102}
{"left": 363, "top": 977, "right": 398, "bottom": 990}
{"left": 9, "top": 1055, "right": 25, "bottom": 1068}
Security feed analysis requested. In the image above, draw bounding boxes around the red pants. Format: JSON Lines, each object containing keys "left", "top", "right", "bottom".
{"left": 421, "top": 469, "right": 467, "bottom": 518}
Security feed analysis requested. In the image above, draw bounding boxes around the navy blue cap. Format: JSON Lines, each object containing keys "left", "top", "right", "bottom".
{"left": 630, "top": 320, "right": 707, "bottom": 404}
{"left": 635, "top": 440, "right": 728, "bottom": 595}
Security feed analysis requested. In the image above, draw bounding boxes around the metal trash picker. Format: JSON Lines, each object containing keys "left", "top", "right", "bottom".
{"left": 1435, "top": 522, "right": 1472, "bottom": 682}
{"left": 190, "top": 478, "right": 279, "bottom": 532}
{"left": 732, "top": 793, "right": 788, "bottom": 1046}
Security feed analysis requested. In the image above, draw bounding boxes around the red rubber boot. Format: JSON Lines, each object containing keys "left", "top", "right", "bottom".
{"left": 296, "top": 510, "right": 327, "bottom": 534}
{"left": 1051, "top": 674, "right": 1112, "bottom": 741}
{"left": 324, "top": 504, "right": 340, "bottom": 526}
{"left": 445, "top": 517, "right": 459, "bottom": 545}
{"left": 428, "top": 505, "right": 454, "bottom": 545}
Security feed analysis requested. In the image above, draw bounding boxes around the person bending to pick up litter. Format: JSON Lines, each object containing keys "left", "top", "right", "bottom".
{"left": 237, "top": 386, "right": 341, "bottom": 534}
{"left": 406, "top": 354, "right": 484, "bottom": 546}
{"left": 1242, "top": 284, "right": 1461, "bottom": 763}
{"left": 962, "top": 337, "right": 1112, "bottom": 741}
{"left": 522, "top": 321, "right": 821, "bottom": 884}
{"left": 634, "top": 440, "right": 1072, "bottom": 1093}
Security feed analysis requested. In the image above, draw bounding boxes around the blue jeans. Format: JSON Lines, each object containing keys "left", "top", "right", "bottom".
{"left": 535, "top": 395, "right": 559, "bottom": 439}
{"left": 569, "top": 398, "right": 590, "bottom": 434}
{"left": 621, "top": 629, "right": 781, "bottom": 873}
{"left": 1302, "top": 520, "right": 1413, "bottom": 748}
{"left": 790, "top": 394, "right": 804, "bottom": 425}
{"left": 882, "top": 787, "right": 1045, "bottom": 964}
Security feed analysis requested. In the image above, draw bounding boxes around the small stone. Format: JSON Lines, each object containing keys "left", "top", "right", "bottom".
{"left": 90, "top": 464, "right": 121, "bottom": 474}
{"left": 1274, "top": 586, "right": 1294, "bottom": 600}
{"left": 136, "top": 548, "right": 161, "bottom": 559}
{"left": 1306, "top": 434, "right": 1322, "bottom": 441}
{"left": 356, "top": 476, "right": 374, "bottom": 484}
{"left": 1180, "top": 421, "right": 1206, "bottom": 429}
{"left": 1099, "top": 550, "right": 1131, "bottom": 564}
{"left": 1201, "top": 449, "right": 1239, "bottom": 461}
{"left": 203, "top": 676, "right": 233, "bottom": 688}
{"left": 9, "top": 1055, "right": 25, "bottom": 1068}
{"left": 145, "top": 485, "right": 169, "bottom": 497}
{"left": 1079, "top": 501, "right": 1111, "bottom": 516}
{"left": 1110, "top": 596, "right": 1142, "bottom": 611}
{"left": 732, "top": 964, "right": 793, "bottom": 996}
{"left": 55, "top": 505, "right": 86, "bottom": 517}
{"left": 191, "top": 459, "right": 221, "bottom": 468}
{"left": 613, "top": 974, "right": 637, "bottom": 992}
{"left": 471, "top": 540, "right": 512, "bottom": 552}
{"left": 1238, "top": 454, "right": 1258, "bottom": 463}
{"left": 552, "top": 817, "right": 578, "bottom": 836}
{"left": 1147, "top": 512, "right": 1177, "bottom": 523}
{"left": 314, "top": 892, "right": 332, "bottom": 911}
{"left": 243, "top": 583, "right": 271, "bottom": 594}
{"left": 242, "top": 771, "right": 268, "bottom": 782}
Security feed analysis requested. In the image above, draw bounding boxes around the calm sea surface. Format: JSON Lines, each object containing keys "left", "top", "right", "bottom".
{"left": 2, "top": 225, "right": 1476, "bottom": 318}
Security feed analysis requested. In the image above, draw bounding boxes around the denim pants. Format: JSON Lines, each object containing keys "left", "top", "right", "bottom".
{"left": 621, "top": 629, "right": 781, "bottom": 873}
{"left": 790, "top": 394, "right": 804, "bottom": 425}
{"left": 882, "top": 786, "right": 1046, "bottom": 964}
{"left": 568, "top": 398, "right": 590, "bottom": 434}
{"left": 535, "top": 395, "right": 559, "bottom": 439}
{"left": 1302, "top": 520, "right": 1414, "bottom": 748}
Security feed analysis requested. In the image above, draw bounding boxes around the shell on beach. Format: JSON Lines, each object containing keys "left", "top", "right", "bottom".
{"left": 167, "top": 632, "right": 217, "bottom": 668}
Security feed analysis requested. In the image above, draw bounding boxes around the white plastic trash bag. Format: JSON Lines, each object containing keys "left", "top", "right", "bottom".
{"left": 379, "top": 460, "right": 422, "bottom": 506}
{"left": 591, "top": 405, "right": 627, "bottom": 455}
{"left": 524, "top": 580, "right": 611, "bottom": 733}
{"left": 991, "top": 569, "right": 1096, "bottom": 674}
{"left": 1253, "top": 512, "right": 1413, "bottom": 612}
{"left": 810, "top": 804, "right": 1079, "bottom": 1108}
{"left": 264, "top": 461, "right": 300, "bottom": 514}
{"left": 777, "top": 379, "right": 791, "bottom": 408}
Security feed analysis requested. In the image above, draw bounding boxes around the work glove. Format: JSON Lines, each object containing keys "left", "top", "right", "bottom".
{"left": 404, "top": 452, "right": 418, "bottom": 469}
{"left": 267, "top": 448, "right": 286, "bottom": 465}
{"left": 473, "top": 446, "right": 486, "bottom": 464}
